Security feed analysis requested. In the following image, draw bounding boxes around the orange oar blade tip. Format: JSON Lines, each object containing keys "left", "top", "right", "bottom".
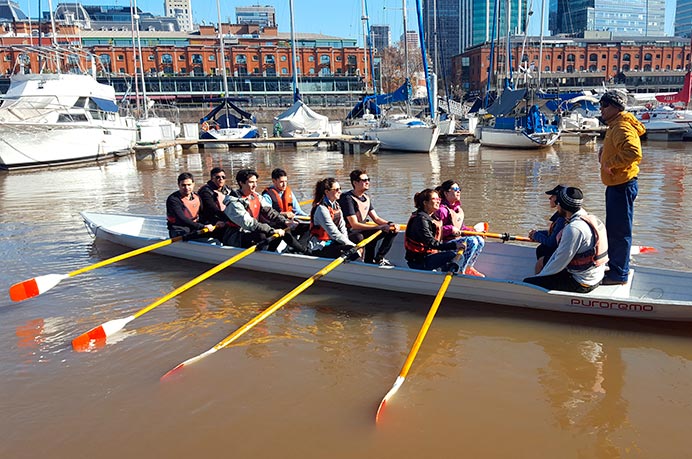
{"left": 375, "top": 400, "right": 387, "bottom": 423}
{"left": 71, "top": 326, "right": 107, "bottom": 351}
{"left": 638, "top": 246, "right": 657, "bottom": 254}
{"left": 160, "top": 364, "right": 185, "bottom": 381}
{"left": 9, "top": 274, "right": 67, "bottom": 302}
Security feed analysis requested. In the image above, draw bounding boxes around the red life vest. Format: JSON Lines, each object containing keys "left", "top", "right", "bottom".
{"left": 167, "top": 192, "right": 201, "bottom": 225}
{"left": 404, "top": 212, "right": 442, "bottom": 255}
{"left": 262, "top": 185, "right": 294, "bottom": 213}
{"left": 558, "top": 213, "right": 609, "bottom": 271}
{"left": 309, "top": 201, "right": 343, "bottom": 241}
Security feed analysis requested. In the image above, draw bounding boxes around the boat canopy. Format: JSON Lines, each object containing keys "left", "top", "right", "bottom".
{"left": 200, "top": 98, "right": 255, "bottom": 128}
{"left": 536, "top": 91, "right": 600, "bottom": 113}
{"left": 487, "top": 88, "right": 527, "bottom": 117}
{"left": 274, "top": 100, "right": 329, "bottom": 136}
{"left": 346, "top": 79, "right": 411, "bottom": 119}
{"left": 91, "top": 97, "right": 118, "bottom": 113}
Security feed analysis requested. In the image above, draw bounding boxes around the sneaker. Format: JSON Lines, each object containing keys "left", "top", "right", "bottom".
{"left": 374, "top": 257, "right": 394, "bottom": 267}
{"left": 600, "top": 277, "right": 627, "bottom": 286}
{"left": 465, "top": 266, "right": 485, "bottom": 277}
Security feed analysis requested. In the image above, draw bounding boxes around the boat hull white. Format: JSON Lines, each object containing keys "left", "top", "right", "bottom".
{"left": 364, "top": 124, "right": 440, "bottom": 152}
{"left": 80, "top": 211, "right": 692, "bottom": 322}
{"left": 476, "top": 126, "right": 560, "bottom": 149}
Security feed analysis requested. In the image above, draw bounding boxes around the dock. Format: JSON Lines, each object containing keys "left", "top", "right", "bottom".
{"left": 133, "top": 135, "right": 380, "bottom": 161}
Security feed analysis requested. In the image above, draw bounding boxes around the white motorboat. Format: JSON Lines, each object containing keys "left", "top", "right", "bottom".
{"left": 80, "top": 211, "right": 692, "bottom": 322}
{"left": 364, "top": 115, "right": 440, "bottom": 152}
{"left": 0, "top": 73, "right": 137, "bottom": 170}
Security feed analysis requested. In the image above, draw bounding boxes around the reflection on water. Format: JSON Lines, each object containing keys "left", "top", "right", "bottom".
{"left": 2, "top": 140, "right": 692, "bottom": 458}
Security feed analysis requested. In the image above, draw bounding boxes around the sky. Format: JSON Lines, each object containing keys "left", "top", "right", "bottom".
{"left": 15, "top": 0, "right": 679, "bottom": 45}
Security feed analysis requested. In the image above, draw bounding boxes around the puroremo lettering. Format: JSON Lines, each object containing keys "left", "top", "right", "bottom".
{"left": 570, "top": 298, "right": 655, "bottom": 313}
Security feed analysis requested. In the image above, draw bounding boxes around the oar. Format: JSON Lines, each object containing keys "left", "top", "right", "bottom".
{"left": 160, "top": 230, "right": 383, "bottom": 380}
{"left": 71, "top": 234, "right": 279, "bottom": 352}
{"left": 375, "top": 249, "right": 464, "bottom": 423}
{"left": 9, "top": 228, "right": 210, "bottom": 303}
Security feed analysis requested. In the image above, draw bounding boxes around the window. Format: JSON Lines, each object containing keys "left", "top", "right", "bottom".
{"left": 308, "top": 56, "right": 314, "bottom": 62}
{"left": 264, "top": 55, "right": 275, "bottom": 64}
{"left": 179, "top": 55, "right": 185, "bottom": 60}
{"left": 252, "top": 55, "right": 259, "bottom": 61}
{"left": 567, "top": 54, "right": 575, "bottom": 62}
{"left": 280, "top": 55, "right": 287, "bottom": 61}
{"left": 148, "top": 55, "right": 154, "bottom": 61}
{"left": 208, "top": 55, "right": 215, "bottom": 61}
{"left": 320, "top": 55, "right": 330, "bottom": 65}
{"left": 336, "top": 55, "right": 341, "bottom": 62}
{"left": 309, "top": 68, "right": 315, "bottom": 74}
{"left": 623, "top": 53, "right": 631, "bottom": 61}
{"left": 589, "top": 53, "right": 597, "bottom": 62}
{"left": 644, "top": 53, "right": 652, "bottom": 61}
{"left": 589, "top": 64, "right": 597, "bottom": 71}
{"left": 236, "top": 54, "right": 246, "bottom": 64}
{"left": 117, "top": 55, "right": 124, "bottom": 61}
{"left": 281, "top": 68, "right": 288, "bottom": 74}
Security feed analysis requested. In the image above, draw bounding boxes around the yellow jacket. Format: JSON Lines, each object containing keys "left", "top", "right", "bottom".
{"left": 600, "top": 111, "right": 645, "bottom": 186}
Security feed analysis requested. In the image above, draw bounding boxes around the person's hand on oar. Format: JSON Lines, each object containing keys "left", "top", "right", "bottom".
{"left": 71, "top": 234, "right": 279, "bottom": 352}
{"left": 9, "top": 228, "right": 211, "bottom": 303}
{"left": 160, "top": 230, "right": 383, "bottom": 380}
{"left": 375, "top": 249, "right": 465, "bottom": 423}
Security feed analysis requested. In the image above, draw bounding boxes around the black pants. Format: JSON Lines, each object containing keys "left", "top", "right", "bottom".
{"left": 310, "top": 242, "right": 353, "bottom": 259}
{"left": 524, "top": 270, "right": 597, "bottom": 293}
{"left": 233, "top": 231, "right": 306, "bottom": 253}
{"left": 348, "top": 229, "right": 396, "bottom": 263}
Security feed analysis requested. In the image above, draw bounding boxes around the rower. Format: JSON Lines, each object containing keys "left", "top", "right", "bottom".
{"left": 261, "top": 168, "right": 309, "bottom": 240}
{"left": 165, "top": 172, "right": 220, "bottom": 239}
{"left": 222, "top": 168, "right": 306, "bottom": 253}
{"left": 523, "top": 187, "right": 607, "bottom": 293}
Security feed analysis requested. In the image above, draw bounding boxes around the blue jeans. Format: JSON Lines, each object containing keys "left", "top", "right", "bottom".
{"left": 407, "top": 251, "right": 457, "bottom": 271}
{"left": 605, "top": 178, "right": 638, "bottom": 282}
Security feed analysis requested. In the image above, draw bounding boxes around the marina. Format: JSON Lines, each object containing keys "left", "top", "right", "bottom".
{"left": 2, "top": 139, "right": 692, "bottom": 457}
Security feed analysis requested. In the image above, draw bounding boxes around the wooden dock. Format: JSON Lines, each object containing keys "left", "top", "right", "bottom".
{"left": 134, "top": 135, "right": 380, "bottom": 160}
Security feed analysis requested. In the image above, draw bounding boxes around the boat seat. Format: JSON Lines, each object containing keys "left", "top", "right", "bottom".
{"left": 589, "top": 269, "right": 634, "bottom": 298}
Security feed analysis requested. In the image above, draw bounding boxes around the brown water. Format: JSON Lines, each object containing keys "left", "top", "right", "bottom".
{"left": 2, "top": 140, "right": 692, "bottom": 458}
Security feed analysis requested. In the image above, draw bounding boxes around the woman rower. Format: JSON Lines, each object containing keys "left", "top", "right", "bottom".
{"left": 404, "top": 188, "right": 466, "bottom": 271}
{"left": 306, "top": 178, "right": 358, "bottom": 259}
{"left": 435, "top": 180, "right": 485, "bottom": 277}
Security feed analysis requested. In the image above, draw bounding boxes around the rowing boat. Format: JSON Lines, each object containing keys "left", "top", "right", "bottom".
{"left": 81, "top": 211, "right": 692, "bottom": 322}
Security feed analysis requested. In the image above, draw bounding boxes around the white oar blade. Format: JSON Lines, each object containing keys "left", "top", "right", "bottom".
{"left": 473, "top": 222, "right": 489, "bottom": 232}
{"left": 9, "top": 274, "right": 68, "bottom": 302}
{"left": 72, "top": 316, "right": 135, "bottom": 352}
{"left": 375, "top": 376, "right": 406, "bottom": 423}
{"left": 160, "top": 348, "right": 218, "bottom": 381}
{"left": 631, "top": 245, "right": 657, "bottom": 255}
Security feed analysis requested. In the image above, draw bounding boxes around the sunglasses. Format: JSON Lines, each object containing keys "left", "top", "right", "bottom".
{"left": 214, "top": 175, "right": 226, "bottom": 179}
{"left": 330, "top": 187, "right": 341, "bottom": 191}
{"left": 359, "top": 177, "right": 370, "bottom": 182}
{"left": 450, "top": 186, "right": 460, "bottom": 191}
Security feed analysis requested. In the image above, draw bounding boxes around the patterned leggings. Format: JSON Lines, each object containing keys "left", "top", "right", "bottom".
{"left": 457, "top": 236, "right": 485, "bottom": 271}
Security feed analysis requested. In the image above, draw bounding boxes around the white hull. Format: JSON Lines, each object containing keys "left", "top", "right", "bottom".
{"left": 364, "top": 123, "right": 440, "bottom": 152}
{"left": 200, "top": 125, "right": 258, "bottom": 141}
{"left": 476, "top": 126, "right": 560, "bottom": 149}
{"left": 0, "top": 73, "right": 137, "bottom": 170}
{"left": 81, "top": 211, "right": 692, "bottom": 322}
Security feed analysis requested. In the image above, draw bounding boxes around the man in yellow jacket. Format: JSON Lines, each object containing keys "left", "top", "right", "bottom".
{"left": 598, "top": 90, "right": 645, "bottom": 285}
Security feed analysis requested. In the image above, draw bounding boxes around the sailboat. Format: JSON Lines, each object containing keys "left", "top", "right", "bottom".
{"left": 199, "top": 0, "right": 259, "bottom": 141}
{"left": 273, "top": 0, "right": 339, "bottom": 138}
{"left": 361, "top": 0, "right": 439, "bottom": 152}
{"left": 474, "top": 0, "right": 559, "bottom": 149}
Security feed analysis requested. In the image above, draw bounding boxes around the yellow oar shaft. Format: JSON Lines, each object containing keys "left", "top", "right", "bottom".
{"left": 398, "top": 265, "right": 455, "bottom": 378}
{"left": 68, "top": 229, "right": 208, "bottom": 278}
{"left": 133, "top": 237, "right": 273, "bottom": 320}
{"left": 211, "top": 230, "right": 381, "bottom": 350}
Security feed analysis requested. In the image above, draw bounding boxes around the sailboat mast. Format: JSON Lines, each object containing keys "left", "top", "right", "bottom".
{"left": 504, "top": 0, "right": 512, "bottom": 89}
{"left": 361, "top": 0, "right": 369, "bottom": 92}
{"left": 289, "top": 0, "right": 299, "bottom": 100}
{"left": 538, "top": 0, "right": 546, "bottom": 87}
{"left": 415, "top": 0, "right": 435, "bottom": 118}
{"left": 402, "top": 0, "right": 410, "bottom": 79}
{"left": 129, "top": 0, "right": 141, "bottom": 114}
{"left": 133, "top": 0, "right": 148, "bottom": 118}
{"left": 216, "top": 0, "right": 229, "bottom": 97}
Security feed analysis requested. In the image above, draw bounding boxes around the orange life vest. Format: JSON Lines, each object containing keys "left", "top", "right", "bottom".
{"left": 404, "top": 212, "right": 442, "bottom": 255}
{"left": 309, "top": 201, "right": 343, "bottom": 241}
{"left": 262, "top": 185, "right": 294, "bottom": 213}
{"left": 558, "top": 213, "right": 609, "bottom": 271}
{"left": 167, "top": 192, "right": 200, "bottom": 225}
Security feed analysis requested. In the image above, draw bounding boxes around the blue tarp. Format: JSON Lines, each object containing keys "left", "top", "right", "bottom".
{"left": 536, "top": 91, "right": 599, "bottom": 113}
{"left": 92, "top": 97, "right": 118, "bottom": 113}
{"left": 346, "top": 80, "right": 411, "bottom": 119}
{"left": 487, "top": 88, "right": 527, "bottom": 117}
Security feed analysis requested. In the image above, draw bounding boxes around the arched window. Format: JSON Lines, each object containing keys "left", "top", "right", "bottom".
{"left": 589, "top": 53, "right": 598, "bottom": 62}
{"left": 644, "top": 53, "right": 652, "bottom": 61}
{"left": 99, "top": 54, "right": 112, "bottom": 73}
{"left": 161, "top": 53, "right": 173, "bottom": 74}
{"left": 623, "top": 53, "right": 631, "bottom": 61}
{"left": 589, "top": 64, "right": 597, "bottom": 71}
{"left": 567, "top": 53, "right": 575, "bottom": 62}
{"left": 320, "top": 55, "right": 331, "bottom": 65}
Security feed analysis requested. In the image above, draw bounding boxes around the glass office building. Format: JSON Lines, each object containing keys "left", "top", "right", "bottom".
{"left": 554, "top": 0, "right": 666, "bottom": 36}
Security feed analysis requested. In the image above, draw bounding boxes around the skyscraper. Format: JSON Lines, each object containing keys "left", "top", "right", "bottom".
{"left": 554, "top": 0, "right": 666, "bottom": 36}
{"left": 675, "top": 0, "right": 692, "bottom": 37}
{"left": 164, "top": 0, "right": 193, "bottom": 32}
{"left": 423, "top": 0, "right": 527, "bottom": 79}
{"left": 370, "top": 24, "right": 391, "bottom": 52}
